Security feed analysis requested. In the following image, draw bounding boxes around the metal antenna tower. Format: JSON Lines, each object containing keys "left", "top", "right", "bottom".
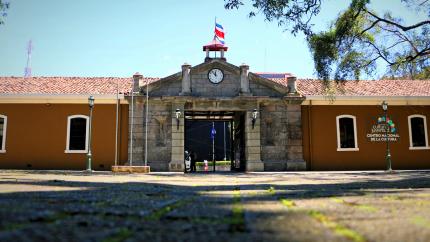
{"left": 24, "top": 40, "right": 32, "bottom": 78}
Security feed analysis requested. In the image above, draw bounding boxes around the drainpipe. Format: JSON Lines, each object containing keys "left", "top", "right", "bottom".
{"left": 115, "top": 79, "right": 119, "bottom": 166}
{"left": 308, "top": 100, "right": 313, "bottom": 171}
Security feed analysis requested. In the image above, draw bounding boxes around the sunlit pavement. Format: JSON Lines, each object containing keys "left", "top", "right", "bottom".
{"left": 0, "top": 170, "right": 430, "bottom": 242}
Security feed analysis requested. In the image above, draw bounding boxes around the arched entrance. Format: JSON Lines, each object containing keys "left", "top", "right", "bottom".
{"left": 184, "top": 111, "right": 246, "bottom": 172}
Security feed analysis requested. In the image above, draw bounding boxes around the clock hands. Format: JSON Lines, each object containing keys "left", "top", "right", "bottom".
{"left": 208, "top": 69, "right": 223, "bottom": 83}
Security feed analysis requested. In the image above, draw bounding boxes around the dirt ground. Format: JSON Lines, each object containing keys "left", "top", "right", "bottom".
{"left": 0, "top": 170, "right": 430, "bottom": 242}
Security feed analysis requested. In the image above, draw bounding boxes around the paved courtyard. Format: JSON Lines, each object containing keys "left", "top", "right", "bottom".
{"left": 0, "top": 170, "right": 430, "bottom": 242}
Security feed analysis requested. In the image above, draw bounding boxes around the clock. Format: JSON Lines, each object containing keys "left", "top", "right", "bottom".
{"left": 208, "top": 68, "right": 224, "bottom": 84}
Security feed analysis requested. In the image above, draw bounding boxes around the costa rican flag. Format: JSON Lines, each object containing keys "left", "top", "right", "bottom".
{"left": 215, "top": 21, "right": 225, "bottom": 44}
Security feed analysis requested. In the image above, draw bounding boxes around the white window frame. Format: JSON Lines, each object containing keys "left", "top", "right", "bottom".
{"left": 65, "top": 115, "right": 89, "bottom": 153}
{"left": 408, "top": 114, "right": 429, "bottom": 150}
{"left": 336, "top": 115, "right": 359, "bottom": 151}
{"left": 0, "top": 115, "right": 7, "bottom": 153}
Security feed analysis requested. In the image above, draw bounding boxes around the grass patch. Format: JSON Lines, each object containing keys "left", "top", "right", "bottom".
{"left": 103, "top": 228, "right": 133, "bottom": 242}
{"left": 331, "top": 197, "right": 377, "bottom": 212}
{"left": 411, "top": 216, "right": 430, "bottom": 229}
{"left": 2, "top": 222, "right": 27, "bottom": 231}
{"left": 145, "top": 199, "right": 191, "bottom": 221}
{"left": 355, "top": 204, "right": 377, "bottom": 212}
{"left": 382, "top": 195, "right": 401, "bottom": 201}
{"left": 280, "top": 199, "right": 296, "bottom": 208}
{"left": 308, "top": 210, "right": 366, "bottom": 242}
{"left": 331, "top": 197, "right": 344, "bottom": 203}
{"left": 1, "top": 211, "right": 69, "bottom": 232}
{"left": 230, "top": 187, "right": 245, "bottom": 232}
{"left": 267, "top": 186, "right": 276, "bottom": 195}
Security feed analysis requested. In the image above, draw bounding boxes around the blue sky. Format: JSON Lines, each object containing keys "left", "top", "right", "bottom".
{"left": 0, "top": 0, "right": 427, "bottom": 78}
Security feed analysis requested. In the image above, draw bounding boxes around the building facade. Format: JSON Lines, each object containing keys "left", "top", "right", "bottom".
{"left": 0, "top": 53, "right": 429, "bottom": 171}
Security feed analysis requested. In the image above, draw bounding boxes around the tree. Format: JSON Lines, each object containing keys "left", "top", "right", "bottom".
{"left": 0, "top": 0, "right": 9, "bottom": 25}
{"left": 225, "top": 0, "right": 430, "bottom": 80}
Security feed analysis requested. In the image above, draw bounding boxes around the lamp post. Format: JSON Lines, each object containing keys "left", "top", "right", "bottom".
{"left": 87, "top": 95, "right": 95, "bottom": 172}
{"left": 382, "top": 101, "right": 392, "bottom": 172}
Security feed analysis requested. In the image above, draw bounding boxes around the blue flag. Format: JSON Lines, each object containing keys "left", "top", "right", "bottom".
{"left": 210, "top": 123, "right": 216, "bottom": 140}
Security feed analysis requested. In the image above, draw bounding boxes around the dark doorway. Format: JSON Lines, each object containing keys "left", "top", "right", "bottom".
{"left": 184, "top": 111, "right": 245, "bottom": 172}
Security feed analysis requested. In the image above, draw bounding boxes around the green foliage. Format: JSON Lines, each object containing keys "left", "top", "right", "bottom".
{"left": 309, "top": 0, "right": 376, "bottom": 81}
{"left": 308, "top": 30, "right": 337, "bottom": 80}
{"left": 225, "top": 0, "right": 322, "bottom": 36}
{"left": 225, "top": 0, "right": 430, "bottom": 82}
{"left": 0, "top": 0, "right": 9, "bottom": 25}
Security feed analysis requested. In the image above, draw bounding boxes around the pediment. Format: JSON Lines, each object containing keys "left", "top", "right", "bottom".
{"left": 147, "top": 59, "right": 289, "bottom": 98}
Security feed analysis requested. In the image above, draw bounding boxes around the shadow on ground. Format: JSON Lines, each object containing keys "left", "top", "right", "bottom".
{"left": 0, "top": 171, "right": 430, "bottom": 242}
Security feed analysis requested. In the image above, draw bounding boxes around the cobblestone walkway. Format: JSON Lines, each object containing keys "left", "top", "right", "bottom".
{"left": 1, "top": 170, "right": 430, "bottom": 242}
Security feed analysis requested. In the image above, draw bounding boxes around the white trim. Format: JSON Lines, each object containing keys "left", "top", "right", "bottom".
{"left": 0, "top": 94, "right": 125, "bottom": 99}
{"left": 408, "top": 114, "right": 429, "bottom": 150}
{"left": 305, "top": 95, "right": 430, "bottom": 100}
{"left": 65, "top": 115, "right": 89, "bottom": 153}
{"left": 0, "top": 114, "right": 6, "bottom": 153}
{"left": 336, "top": 115, "right": 359, "bottom": 151}
{"left": 301, "top": 95, "right": 430, "bottom": 106}
{"left": 0, "top": 94, "right": 126, "bottom": 104}
{"left": 409, "top": 147, "right": 430, "bottom": 150}
{"left": 337, "top": 148, "right": 359, "bottom": 151}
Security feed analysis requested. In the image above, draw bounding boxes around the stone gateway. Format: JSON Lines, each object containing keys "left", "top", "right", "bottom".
{"left": 129, "top": 55, "right": 306, "bottom": 171}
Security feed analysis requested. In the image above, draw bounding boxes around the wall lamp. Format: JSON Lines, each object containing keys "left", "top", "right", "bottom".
{"left": 175, "top": 108, "right": 182, "bottom": 129}
{"left": 252, "top": 108, "right": 258, "bottom": 129}
{"left": 87, "top": 95, "right": 95, "bottom": 172}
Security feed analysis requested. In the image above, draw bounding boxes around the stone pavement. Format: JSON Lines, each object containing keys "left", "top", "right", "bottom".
{"left": 0, "top": 170, "right": 430, "bottom": 242}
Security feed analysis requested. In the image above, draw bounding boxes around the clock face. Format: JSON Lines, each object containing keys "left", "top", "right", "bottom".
{"left": 208, "top": 68, "right": 224, "bottom": 84}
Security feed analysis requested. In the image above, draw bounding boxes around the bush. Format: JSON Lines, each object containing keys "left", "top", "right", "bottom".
{"left": 195, "top": 161, "right": 231, "bottom": 166}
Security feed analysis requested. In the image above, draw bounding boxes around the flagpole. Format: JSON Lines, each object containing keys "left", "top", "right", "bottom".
{"left": 114, "top": 78, "right": 119, "bottom": 167}
{"left": 212, "top": 121, "right": 215, "bottom": 172}
{"left": 223, "top": 122, "right": 226, "bottom": 161}
{"left": 145, "top": 78, "right": 149, "bottom": 167}
{"left": 214, "top": 16, "right": 217, "bottom": 59}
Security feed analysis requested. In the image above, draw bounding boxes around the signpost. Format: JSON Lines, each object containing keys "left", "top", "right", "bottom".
{"left": 366, "top": 101, "right": 399, "bottom": 171}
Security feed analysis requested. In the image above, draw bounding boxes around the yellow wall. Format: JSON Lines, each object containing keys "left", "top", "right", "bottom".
{"left": 0, "top": 104, "right": 128, "bottom": 170}
{"left": 302, "top": 105, "right": 430, "bottom": 170}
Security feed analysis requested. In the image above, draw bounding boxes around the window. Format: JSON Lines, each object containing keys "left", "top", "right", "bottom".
{"left": 65, "top": 115, "right": 89, "bottom": 153}
{"left": 336, "top": 115, "right": 359, "bottom": 151}
{"left": 408, "top": 115, "right": 429, "bottom": 150}
{"left": 0, "top": 115, "right": 7, "bottom": 153}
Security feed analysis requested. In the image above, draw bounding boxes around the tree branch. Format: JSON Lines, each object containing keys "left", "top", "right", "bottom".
{"left": 366, "top": 10, "right": 430, "bottom": 31}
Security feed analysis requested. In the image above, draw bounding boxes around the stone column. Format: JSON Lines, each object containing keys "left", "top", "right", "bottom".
{"left": 240, "top": 64, "right": 251, "bottom": 95}
{"left": 286, "top": 104, "right": 306, "bottom": 170}
{"left": 133, "top": 73, "right": 143, "bottom": 93}
{"left": 287, "top": 76, "right": 297, "bottom": 94}
{"left": 128, "top": 96, "right": 145, "bottom": 166}
{"left": 180, "top": 63, "right": 191, "bottom": 95}
{"left": 169, "top": 102, "right": 185, "bottom": 171}
{"left": 245, "top": 109, "right": 264, "bottom": 171}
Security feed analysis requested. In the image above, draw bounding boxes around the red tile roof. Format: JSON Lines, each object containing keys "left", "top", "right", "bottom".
{"left": 0, "top": 76, "right": 429, "bottom": 97}
{"left": 295, "top": 79, "right": 430, "bottom": 96}
{"left": 0, "top": 77, "right": 157, "bottom": 95}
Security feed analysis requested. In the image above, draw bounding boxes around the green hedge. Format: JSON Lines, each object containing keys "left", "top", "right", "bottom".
{"left": 195, "top": 161, "right": 231, "bottom": 166}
